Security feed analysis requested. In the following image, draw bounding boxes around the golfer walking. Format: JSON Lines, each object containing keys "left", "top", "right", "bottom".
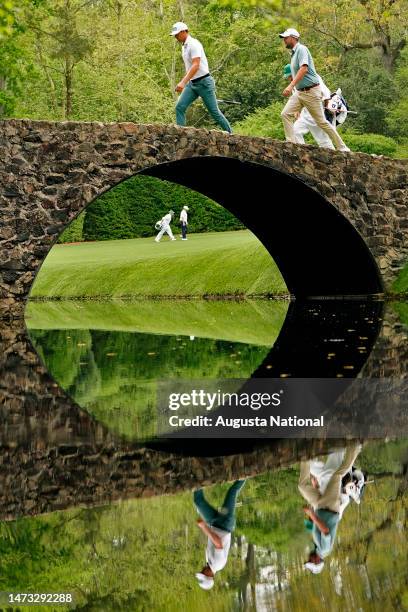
{"left": 280, "top": 28, "right": 349, "bottom": 152}
{"left": 170, "top": 22, "right": 232, "bottom": 133}
{"left": 283, "top": 64, "right": 334, "bottom": 149}
{"left": 180, "top": 205, "right": 189, "bottom": 240}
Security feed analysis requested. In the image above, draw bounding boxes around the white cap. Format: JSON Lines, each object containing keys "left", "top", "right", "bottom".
{"left": 304, "top": 561, "right": 324, "bottom": 574}
{"left": 195, "top": 572, "right": 214, "bottom": 590}
{"left": 279, "top": 28, "right": 300, "bottom": 39}
{"left": 170, "top": 22, "right": 188, "bottom": 36}
{"left": 183, "top": 205, "right": 189, "bottom": 210}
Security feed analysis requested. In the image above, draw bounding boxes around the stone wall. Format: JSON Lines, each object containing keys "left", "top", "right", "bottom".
{"left": 0, "top": 120, "right": 407, "bottom": 316}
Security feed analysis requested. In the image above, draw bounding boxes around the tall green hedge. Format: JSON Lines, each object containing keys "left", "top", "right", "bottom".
{"left": 67, "top": 175, "right": 245, "bottom": 243}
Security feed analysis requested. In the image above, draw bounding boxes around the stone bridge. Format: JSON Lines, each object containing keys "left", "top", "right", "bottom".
{"left": 0, "top": 120, "right": 408, "bottom": 317}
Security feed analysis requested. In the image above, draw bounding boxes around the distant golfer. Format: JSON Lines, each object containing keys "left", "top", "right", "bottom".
{"left": 279, "top": 28, "right": 349, "bottom": 152}
{"left": 180, "top": 205, "right": 189, "bottom": 240}
{"left": 155, "top": 210, "right": 176, "bottom": 242}
{"left": 170, "top": 22, "right": 232, "bottom": 133}
{"left": 194, "top": 480, "right": 246, "bottom": 590}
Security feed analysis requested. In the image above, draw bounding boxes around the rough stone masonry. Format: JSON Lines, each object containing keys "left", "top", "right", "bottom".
{"left": 0, "top": 119, "right": 407, "bottom": 318}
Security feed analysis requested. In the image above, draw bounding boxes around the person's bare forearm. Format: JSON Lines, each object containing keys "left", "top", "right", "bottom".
{"left": 291, "top": 65, "right": 308, "bottom": 87}
{"left": 181, "top": 63, "right": 199, "bottom": 85}
{"left": 197, "top": 521, "right": 223, "bottom": 548}
{"left": 304, "top": 508, "right": 329, "bottom": 535}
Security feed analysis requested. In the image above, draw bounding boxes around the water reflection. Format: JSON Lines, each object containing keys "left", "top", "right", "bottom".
{"left": 300, "top": 444, "right": 363, "bottom": 574}
{"left": 26, "top": 300, "right": 287, "bottom": 441}
{"left": 0, "top": 439, "right": 406, "bottom": 610}
{"left": 25, "top": 299, "right": 386, "bottom": 444}
{"left": 194, "top": 479, "right": 246, "bottom": 590}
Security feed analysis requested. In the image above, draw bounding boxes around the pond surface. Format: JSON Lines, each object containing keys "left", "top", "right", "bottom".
{"left": 1, "top": 439, "right": 407, "bottom": 611}
{"left": 25, "top": 298, "right": 396, "bottom": 442}
{"left": 0, "top": 297, "right": 405, "bottom": 610}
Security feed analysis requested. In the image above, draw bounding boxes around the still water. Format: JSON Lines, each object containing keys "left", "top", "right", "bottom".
{"left": 1, "top": 439, "right": 407, "bottom": 611}
{"left": 0, "top": 297, "right": 405, "bottom": 610}
{"left": 25, "top": 298, "right": 395, "bottom": 442}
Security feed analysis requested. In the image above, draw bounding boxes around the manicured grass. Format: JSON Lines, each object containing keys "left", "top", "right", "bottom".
{"left": 29, "top": 230, "right": 287, "bottom": 299}
{"left": 25, "top": 298, "right": 288, "bottom": 347}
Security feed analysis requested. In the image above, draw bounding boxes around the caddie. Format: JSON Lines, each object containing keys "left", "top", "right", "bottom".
{"left": 170, "top": 22, "right": 232, "bottom": 133}
{"left": 155, "top": 210, "right": 176, "bottom": 242}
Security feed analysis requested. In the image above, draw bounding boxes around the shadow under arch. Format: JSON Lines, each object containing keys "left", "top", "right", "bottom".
{"left": 141, "top": 156, "right": 383, "bottom": 297}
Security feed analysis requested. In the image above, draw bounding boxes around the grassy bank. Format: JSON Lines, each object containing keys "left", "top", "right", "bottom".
{"left": 25, "top": 299, "right": 288, "bottom": 347}
{"left": 393, "top": 262, "right": 408, "bottom": 296}
{"left": 30, "top": 230, "right": 287, "bottom": 300}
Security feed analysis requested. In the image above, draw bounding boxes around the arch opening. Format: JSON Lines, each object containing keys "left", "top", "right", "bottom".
{"left": 141, "top": 156, "right": 383, "bottom": 297}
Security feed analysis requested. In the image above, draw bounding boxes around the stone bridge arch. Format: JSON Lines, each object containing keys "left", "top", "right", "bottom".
{"left": 1, "top": 120, "right": 407, "bottom": 316}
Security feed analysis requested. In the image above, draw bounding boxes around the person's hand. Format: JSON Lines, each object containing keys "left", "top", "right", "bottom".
{"left": 283, "top": 85, "right": 293, "bottom": 97}
{"left": 197, "top": 519, "right": 205, "bottom": 527}
{"left": 175, "top": 81, "right": 185, "bottom": 93}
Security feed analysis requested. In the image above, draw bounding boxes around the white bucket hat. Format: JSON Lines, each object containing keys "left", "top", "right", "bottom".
{"left": 304, "top": 561, "right": 325, "bottom": 574}
{"left": 195, "top": 572, "right": 214, "bottom": 590}
{"left": 170, "top": 22, "right": 188, "bottom": 36}
{"left": 183, "top": 205, "right": 189, "bottom": 210}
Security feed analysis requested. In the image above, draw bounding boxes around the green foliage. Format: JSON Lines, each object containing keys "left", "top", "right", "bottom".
{"left": 0, "top": 0, "right": 17, "bottom": 38}
{"left": 393, "top": 263, "right": 408, "bottom": 295}
{"left": 58, "top": 211, "right": 85, "bottom": 243}
{"left": 80, "top": 175, "right": 244, "bottom": 242}
{"left": 234, "top": 101, "right": 285, "bottom": 139}
{"left": 342, "top": 131, "right": 398, "bottom": 156}
{"left": 387, "top": 47, "right": 408, "bottom": 139}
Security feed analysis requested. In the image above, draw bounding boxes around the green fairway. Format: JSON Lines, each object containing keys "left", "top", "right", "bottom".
{"left": 30, "top": 230, "right": 287, "bottom": 299}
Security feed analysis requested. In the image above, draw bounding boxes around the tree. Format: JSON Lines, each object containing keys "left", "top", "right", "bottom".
{"left": 291, "top": 0, "right": 408, "bottom": 72}
{"left": 26, "top": 0, "right": 94, "bottom": 118}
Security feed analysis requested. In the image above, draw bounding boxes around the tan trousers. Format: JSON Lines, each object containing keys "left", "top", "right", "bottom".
{"left": 281, "top": 86, "right": 348, "bottom": 151}
{"left": 298, "top": 443, "right": 361, "bottom": 513}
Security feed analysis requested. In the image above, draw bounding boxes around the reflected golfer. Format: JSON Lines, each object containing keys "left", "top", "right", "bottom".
{"left": 170, "top": 22, "right": 232, "bottom": 133}
{"left": 299, "top": 443, "right": 362, "bottom": 574}
{"left": 194, "top": 479, "right": 246, "bottom": 590}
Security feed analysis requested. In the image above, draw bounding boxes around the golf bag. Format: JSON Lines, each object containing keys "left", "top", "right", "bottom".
{"left": 155, "top": 219, "right": 163, "bottom": 230}
{"left": 325, "top": 89, "right": 349, "bottom": 126}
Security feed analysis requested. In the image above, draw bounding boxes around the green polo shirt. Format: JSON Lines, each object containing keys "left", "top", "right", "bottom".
{"left": 291, "top": 43, "right": 319, "bottom": 90}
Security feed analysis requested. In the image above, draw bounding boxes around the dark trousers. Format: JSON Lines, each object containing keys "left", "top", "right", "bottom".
{"left": 181, "top": 222, "right": 187, "bottom": 239}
